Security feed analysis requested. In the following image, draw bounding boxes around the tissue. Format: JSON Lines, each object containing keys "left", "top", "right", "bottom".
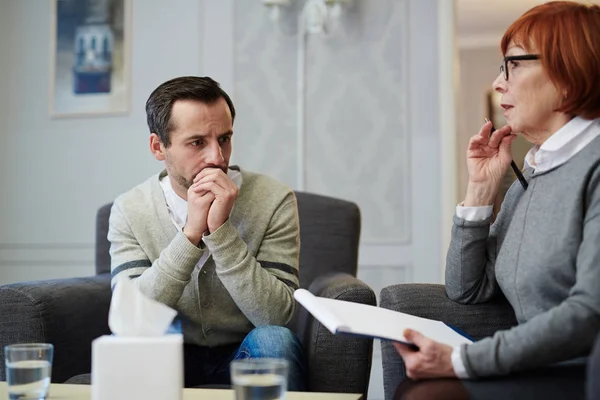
{"left": 91, "top": 277, "right": 183, "bottom": 400}
{"left": 108, "top": 276, "right": 178, "bottom": 336}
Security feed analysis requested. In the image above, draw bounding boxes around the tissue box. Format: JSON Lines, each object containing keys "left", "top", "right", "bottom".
{"left": 91, "top": 334, "right": 183, "bottom": 400}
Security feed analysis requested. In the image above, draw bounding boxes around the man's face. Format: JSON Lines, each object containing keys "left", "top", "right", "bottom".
{"left": 150, "top": 98, "right": 233, "bottom": 198}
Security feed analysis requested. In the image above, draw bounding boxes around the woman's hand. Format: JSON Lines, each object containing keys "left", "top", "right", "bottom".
{"left": 393, "top": 329, "right": 456, "bottom": 380}
{"left": 464, "top": 121, "right": 517, "bottom": 206}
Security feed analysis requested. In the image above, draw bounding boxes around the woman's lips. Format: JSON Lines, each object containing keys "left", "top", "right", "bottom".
{"left": 501, "top": 104, "right": 513, "bottom": 117}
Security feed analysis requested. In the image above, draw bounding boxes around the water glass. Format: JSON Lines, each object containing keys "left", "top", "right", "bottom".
{"left": 4, "top": 343, "right": 53, "bottom": 400}
{"left": 230, "top": 358, "right": 288, "bottom": 400}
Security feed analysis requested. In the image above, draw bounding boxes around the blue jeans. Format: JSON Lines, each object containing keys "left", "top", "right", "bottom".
{"left": 183, "top": 326, "right": 306, "bottom": 391}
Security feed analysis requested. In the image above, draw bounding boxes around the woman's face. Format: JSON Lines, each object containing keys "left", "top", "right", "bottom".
{"left": 492, "top": 43, "right": 570, "bottom": 145}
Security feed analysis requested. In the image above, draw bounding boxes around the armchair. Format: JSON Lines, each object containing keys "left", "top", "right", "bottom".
{"left": 0, "top": 192, "right": 375, "bottom": 397}
{"left": 380, "top": 284, "right": 591, "bottom": 400}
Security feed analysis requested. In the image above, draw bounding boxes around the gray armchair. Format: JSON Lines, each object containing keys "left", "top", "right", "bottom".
{"left": 0, "top": 192, "right": 375, "bottom": 397}
{"left": 380, "top": 284, "right": 592, "bottom": 400}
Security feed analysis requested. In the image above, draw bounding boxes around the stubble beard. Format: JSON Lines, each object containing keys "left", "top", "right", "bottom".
{"left": 166, "top": 158, "right": 228, "bottom": 192}
{"left": 164, "top": 158, "right": 193, "bottom": 191}
{"left": 172, "top": 173, "right": 193, "bottom": 190}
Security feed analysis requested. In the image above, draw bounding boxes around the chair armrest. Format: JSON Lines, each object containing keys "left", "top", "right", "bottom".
{"left": 379, "top": 283, "right": 517, "bottom": 400}
{"left": 380, "top": 284, "right": 517, "bottom": 339}
{"left": 294, "top": 272, "right": 376, "bottom": 397}
{"left": 0, "top": 274, "right": 112, "bottom": 383}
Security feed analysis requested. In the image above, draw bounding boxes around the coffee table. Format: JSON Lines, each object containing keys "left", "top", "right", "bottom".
{"left": 0, "top": 382, "right": 362, "bottom": 399}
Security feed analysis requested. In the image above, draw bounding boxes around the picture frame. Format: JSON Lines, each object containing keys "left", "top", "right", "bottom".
{"left": 486, "top": 89, "right": 504, "bottom": 129}
{"left": 49, "top": 0, "right": 131, "bottom": 118}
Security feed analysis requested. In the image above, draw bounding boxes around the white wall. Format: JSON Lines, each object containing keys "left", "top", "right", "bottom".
{"left": 0, "top": 1, "right": 8, "bottom": 213}
{"left": 0, "top": 0, "right": 203, "bottom": 282}
{"left": 233, "top": 0, "right": 449, "bottom": 284}
{"left": 0, "top": 0, "right": 451, "bottom": 284}
{"left": 0, "top": 1, "right": 455, "bottom": 398}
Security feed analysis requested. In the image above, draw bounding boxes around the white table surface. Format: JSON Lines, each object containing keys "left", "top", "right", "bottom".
{"left": 0, "top": 382, "right": 362, "bottom": 400}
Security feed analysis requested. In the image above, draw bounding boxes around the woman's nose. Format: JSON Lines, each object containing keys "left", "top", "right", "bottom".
{"left": 492, "top": 72, "right": 507, "bottom": 94}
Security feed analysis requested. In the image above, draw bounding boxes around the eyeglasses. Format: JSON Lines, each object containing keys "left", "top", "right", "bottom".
{"left": 500, "top": 54, "right": 540, "bottom": 81}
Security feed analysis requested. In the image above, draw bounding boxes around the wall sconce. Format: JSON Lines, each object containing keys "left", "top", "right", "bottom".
{"left": 263, "top": 0, "right": 352, "bottom": 35}
{"left": 262, "top": 0, "right": 291, "bottom": 22}
{"left": 324, "top": 0, "right": 352, "bottom": 20}
{"left": 260, "top": 0, "right": 354, "bottom": 190}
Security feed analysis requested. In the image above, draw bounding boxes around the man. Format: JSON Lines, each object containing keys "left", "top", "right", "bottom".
{"left": 108, "top": 76, "right": 305, "bottom": 389}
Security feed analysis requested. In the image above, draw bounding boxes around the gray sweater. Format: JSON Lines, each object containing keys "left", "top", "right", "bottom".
{"left": 446, "top": 136, "right": 600, "bottom": 377}
{"left": 108, "top": 168, "right": 300, "bottom": 347}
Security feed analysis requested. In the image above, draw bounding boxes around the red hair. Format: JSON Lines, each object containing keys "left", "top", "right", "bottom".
{"left": 501, "top": 1, "right": 600, "bottom": 119}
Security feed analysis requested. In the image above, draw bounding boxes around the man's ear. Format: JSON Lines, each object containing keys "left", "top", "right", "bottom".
{"left": 150, "top": 133, "right": 166, "bottom": 161}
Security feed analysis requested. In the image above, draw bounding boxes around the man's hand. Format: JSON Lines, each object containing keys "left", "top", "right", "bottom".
{"left": 183, "top": 184, "right": 215, "bottom": 246}
{"left": 192, "top": 168, "right": 238, "bottom": 233}
{"left": 393, "top": 329, "right": 456, "bottom": 380}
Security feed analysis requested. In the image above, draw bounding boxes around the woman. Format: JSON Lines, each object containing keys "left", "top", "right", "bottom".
{"left": 394, "top": 1, "right": 600, "bottom": 382}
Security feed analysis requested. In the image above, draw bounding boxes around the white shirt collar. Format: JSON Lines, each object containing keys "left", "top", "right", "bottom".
{"left": 159, "top": 168, "right": 243, "bottom": 231}
{"left": 524, "top": 116, "right": 600, "bottom": 174}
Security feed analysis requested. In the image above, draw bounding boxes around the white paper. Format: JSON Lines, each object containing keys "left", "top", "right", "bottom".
{"left": 294, "top": 288, "right": 472, "bottom": 347}
{"left": 109, "top": 277, "right": 178, "bottom": 337}
{"left": 293, "top": 288, "right": 344, "bottom": 333}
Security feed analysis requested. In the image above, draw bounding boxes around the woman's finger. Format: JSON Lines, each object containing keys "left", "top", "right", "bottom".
{"left": 499, "top": 134, "right": 518, "bottom": 160}
{"left": 393, "top": 342, "right": 417, "bottom": 358}
{"left": 488, "top": 125, "right": 513, "bottom": 149}
{"left": 477, "top": 120, "right": 494, "bottom": 141}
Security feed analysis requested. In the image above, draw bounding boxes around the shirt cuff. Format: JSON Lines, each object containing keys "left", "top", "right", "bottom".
{"left": 456, "top": 203, "right": 493, "bottom": 221}
{"left": 451, "top": 345, "right": 470, "bottom": 379}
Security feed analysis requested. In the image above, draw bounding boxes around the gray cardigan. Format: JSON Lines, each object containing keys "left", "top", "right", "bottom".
{"left": 108, "top": 168, "right": 300, "bottom": 347}
{"left": 446, "top": 135, "right": 600, "bottom": 377}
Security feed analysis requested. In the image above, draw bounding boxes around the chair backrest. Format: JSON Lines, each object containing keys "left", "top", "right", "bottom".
{"left": 95, "top": 191, "right": 361, "bottom": 287}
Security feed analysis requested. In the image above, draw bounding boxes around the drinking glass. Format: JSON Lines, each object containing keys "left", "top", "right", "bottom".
{"left": 4, "top": 343, "right": 53, "bottom": 400}
{"left": 230, "top": 358, "right": 288, "bottom": 400}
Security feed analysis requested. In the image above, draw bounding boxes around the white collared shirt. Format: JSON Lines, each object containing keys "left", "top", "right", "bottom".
{"left": 159, "top": 169, "right": 243, "bottom": 270}
{"left": 524, "top": 116, "right": 598, "bottom": 173}
{"left": 451, "top": 116, "right": 600, "bottom": 378}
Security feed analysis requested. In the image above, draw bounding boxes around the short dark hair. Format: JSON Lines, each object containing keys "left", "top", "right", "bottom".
{"left": 145, "top": 76, "right": 236, "bottom": 146}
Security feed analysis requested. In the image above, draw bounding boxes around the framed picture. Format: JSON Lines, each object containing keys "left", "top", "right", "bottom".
{"left": 50, "top": 0, "right": 131, "bottom": 118}
{"left": 486, "top": 89, "right": 504, "bottom": 129}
